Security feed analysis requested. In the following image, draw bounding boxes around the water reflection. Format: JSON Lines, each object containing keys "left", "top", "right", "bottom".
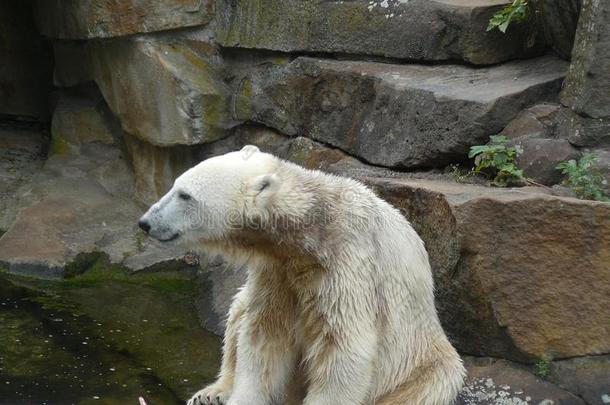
{"left": 0, "top": 271, "right": 221, "bottom": 405}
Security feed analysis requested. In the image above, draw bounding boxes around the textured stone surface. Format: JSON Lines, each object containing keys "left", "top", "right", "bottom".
{"left": 240, "top": 55, "right": 568, "bottom": 168}
{"left": 35, "top": 0, "right": 214, "bottom": 39}
{"left": 540, "top": 0, "right": 583, "bottom": 60}
{"left": 458, "top": 357, "right": 586, "bottom": 405}
{"left": 562, "top": 0, "right": 610, "bottom": 119}
{"left": 123, "top": 133, "right": 205, "bottom": 205}
{"left": 0, "top": 1, "right": 52, "bottom": 119}
{"left": 51, "top": 86, "right": 116, "bottom": 147}
{"left": 89, "top": 34, "right": 237, "bottom": 146}
{"left": 0, "top": 114, "right": 183, "bottom": 277}
{"left": 0, "top": 127, "right": 48, "bottom": 231}
{"left": 549, "top": 355, "right": 610, "bottom": 405}
{"left": 216, "top": 0, "right": 544, "bottom": 65}
{"left": 369, "top": 178, "right": 610, "bottom": 361}
{"left": 502, "top": 103, "right": 562, "bottom": 140}
{"left": 0, "top": 143, "right": 140, "bottom": 277}
{"left": 513, "top": 137, "right": 581, "bottom": 185}
{"left": 557, "top": 107, "right": 610, "bottom": 147}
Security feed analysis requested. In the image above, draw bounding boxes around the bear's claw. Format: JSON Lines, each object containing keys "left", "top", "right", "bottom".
{"left": 186, "top": 384, "right": 230, "bottom": 405}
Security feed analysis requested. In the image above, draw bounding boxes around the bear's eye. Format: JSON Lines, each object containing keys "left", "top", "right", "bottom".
{"left": 178, "top": 192, "right": 192, "bottom": 201}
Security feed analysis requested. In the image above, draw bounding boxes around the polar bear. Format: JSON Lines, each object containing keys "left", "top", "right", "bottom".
{"left": 138, "top": 146, "right": 465, "bottom": 405}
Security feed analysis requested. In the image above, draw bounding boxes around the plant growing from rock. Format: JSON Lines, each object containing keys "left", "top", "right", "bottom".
{"left": 534, "top": 355, "right": 552, "bottom": 379}
{"left": 469, "top": 135, "right": 524, "bottom": 186}
{"left": 556, "top": 154, "right": 610, "bottom": 202}
{"left": 488, "top": 0, "right": 530, "bottom": 33}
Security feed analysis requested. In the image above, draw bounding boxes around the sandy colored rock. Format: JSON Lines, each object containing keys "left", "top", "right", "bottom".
{"left": 89, "top": 35, "right": 238, "bottom": 146}
{"left": 369, "top": 178, "right": 610, "bottom": 361}
{"left": 35, "top": 0, "right": 214, "bottom": 39}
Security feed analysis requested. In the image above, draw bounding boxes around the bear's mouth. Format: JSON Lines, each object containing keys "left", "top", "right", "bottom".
{"left": 158, "top": 233, "right": 180, "bottom": 242}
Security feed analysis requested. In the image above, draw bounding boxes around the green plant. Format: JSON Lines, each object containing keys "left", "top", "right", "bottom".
{"left": 534, "top": 355, "right": 552, "bottom": 379}
{"left": 556, "top": 154, "right": 610, "bottom": 202}
{"left": 448, "top": 164, "right": 472, "bottom": 183}
{"left": 488, "top": 0, "right": 530, "bottom": 33}
{"left": 469, "top": 135, "right": 523, "bottom": 186}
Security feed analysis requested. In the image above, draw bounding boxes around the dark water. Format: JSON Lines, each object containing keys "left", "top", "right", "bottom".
{"left": 0, "top": 269, "right": 222, "bottom": 405}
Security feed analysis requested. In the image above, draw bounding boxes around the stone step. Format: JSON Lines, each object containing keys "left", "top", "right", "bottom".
{"left": 34, "top": 0, "right": 214, "bottom": 39}
{"left": 238, "top": 55, "right": 569, "bottom": 169}
{"left": 216, "top": 0, "right": 545, "bottom": 65}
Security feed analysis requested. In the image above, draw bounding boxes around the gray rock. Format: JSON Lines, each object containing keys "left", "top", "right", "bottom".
{"left": 216, "top": 0, "right": 545, "bottom": 65}
{"left": 240, "top": 55, "right": 568, "bottom": 168}
{"left": 0, "top": 127, "right": 48, "bottom": 232}
{"left": 549, "top": 355, "right": 610, "bottom": 405}
{"left": 539, "top": 0, "right": 583, "bottom": 60}
{"left": 51, "top": 86, "right": 116, "bottom": 147}
{"left": 514, "top": 137, "right": 581, "bottom": 185}
{"left": 458, "top": 357, "right": 586, "bottom": 405}
{"left": 0, "top": 101, "right": 186, "bottom": 276}
{"left": 561, "top": 0, "right": 610, "bottom": 119}
{"left": 502, "top": 103, "right": 562, "bottom": 140}
{"left": 34, "top": 0, "right": 214, "bottom": 39}
{"left": 499, "top": 105, "right": 583, "bottom": 185}
{"left": 369, "top": 178, "right": 610, "bottom": 361}
{"left": 557, "top": 107, "right": 610, "bottom": 147}
{"left": 89, "top": 34, "right": 238, "bottom": 147}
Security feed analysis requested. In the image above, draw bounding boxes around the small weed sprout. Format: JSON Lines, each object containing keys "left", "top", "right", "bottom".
{"left": 556, "top": 154, "right": 610, "bottom": 202}
{"left": 534, "top": 355, "right": 552, "bottom": 379}
{"left": 448, "top": 164, "right": 474, "bottom": 183}
{"left": 469, "top": 135, "right": 524, "bottom": 186}
{"left": 488, "top": 0, "right": 530, "bottom": 33}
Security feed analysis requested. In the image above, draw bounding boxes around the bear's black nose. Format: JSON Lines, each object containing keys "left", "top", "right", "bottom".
{"left": 138, "top": 218, "right": 151, "bottom": 234}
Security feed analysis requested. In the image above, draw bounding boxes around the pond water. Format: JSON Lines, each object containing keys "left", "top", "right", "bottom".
{"left": 0, "top": 265, "right": 222, "bottom": 405}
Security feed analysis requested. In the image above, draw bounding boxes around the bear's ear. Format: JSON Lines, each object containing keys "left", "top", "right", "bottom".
{"left": 248, "top": 173, "right": 281, "bottom": 206}
{"left": 241, "top": 145, "right": 260, "bottom": 160}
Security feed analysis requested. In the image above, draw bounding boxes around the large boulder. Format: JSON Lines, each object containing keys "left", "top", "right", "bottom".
{"left": 89, "top": 34, "right": 239, "bottom": 146}
{"left": 368, "top": 178, "right": 610, "bottom": 362}
{"left": 0, "top": 94, "right": 185, "bottom": 277}
{"left": 216, "top": 0, "right": 544, "bottom": 65}
{"left": 238, "top": 55, "right": 568, "bottom": 169}
{"left": 34, "top": 0, "right": 214, "bottom": 39}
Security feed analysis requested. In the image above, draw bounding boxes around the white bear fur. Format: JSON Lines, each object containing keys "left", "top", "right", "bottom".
{"left": 139, "top": 146, "right": 465, "bottom": 405}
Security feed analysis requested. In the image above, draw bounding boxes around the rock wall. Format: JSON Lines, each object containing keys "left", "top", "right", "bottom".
{"left": 0, "top": 1, "right": 609, "bottom": 404}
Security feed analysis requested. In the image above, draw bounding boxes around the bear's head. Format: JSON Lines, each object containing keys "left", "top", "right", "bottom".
{"left": 138, "top": 145, "right": 281, "bottom": 244}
